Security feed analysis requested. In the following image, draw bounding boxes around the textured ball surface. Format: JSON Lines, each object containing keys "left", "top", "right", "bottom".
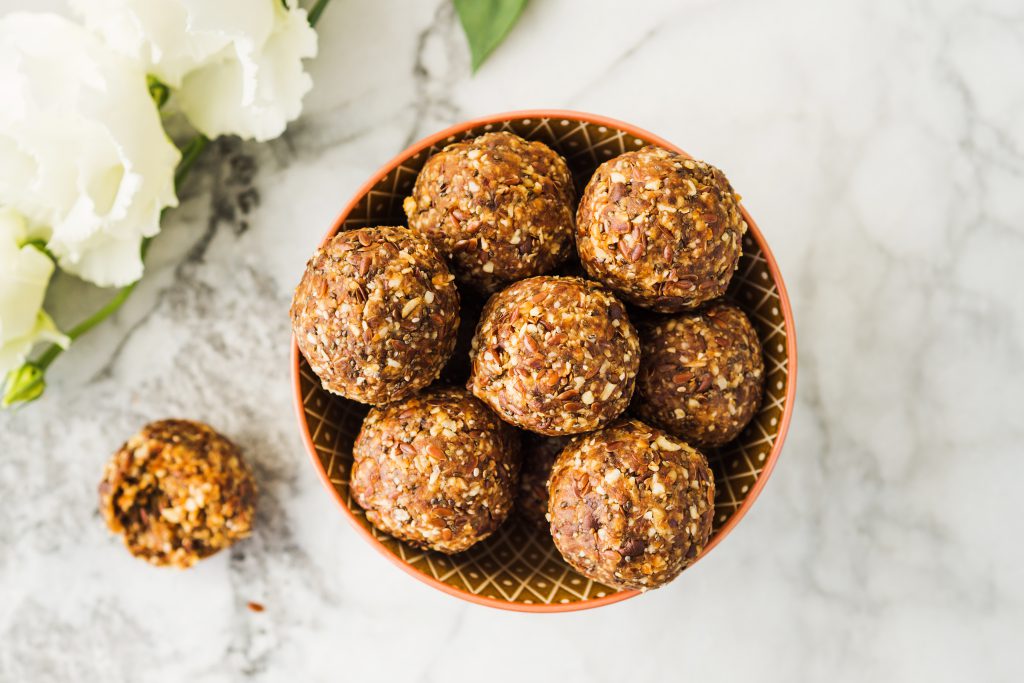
{"left": 548, "top": 418, "right": 714, "bottom": 590}
{"left": 634, "top": 302, "right": 763, "bottom": 446}
{"left": 515, "top": 433, "right": 570, "bottom": 528}
{"left": 404, "top": 132, "right": 575, "bottom": 293}
{"left": 290, "top": 226, "right": 459, "bottom": 405}
{"left": 99, "top": 420, "right": 256, "bottom": 568}
{"left": 576, "top": 146, "right": 746, "bottom": 312}
{"left": 469, "top": 276, "right": 640, "bottom": 435}
{"left": 351, "top": 387, "right": 521, "bottom": 554}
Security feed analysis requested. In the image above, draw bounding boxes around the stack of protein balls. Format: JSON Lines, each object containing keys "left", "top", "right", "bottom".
{"left": 291, "top": 132, "right": 764, "bottom": 592}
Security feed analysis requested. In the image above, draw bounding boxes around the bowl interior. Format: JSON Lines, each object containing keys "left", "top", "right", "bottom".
{"left": 295, "top": 114, "right": 793, "bottom": 609}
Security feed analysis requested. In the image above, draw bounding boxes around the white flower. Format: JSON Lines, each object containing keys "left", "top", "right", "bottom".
{"left": 0, "top": 13, "right": 180, "bottom": 288}
{"left": 0, "top": 208, "right": 67, "bottom": 377}
{"left": 70, "top": 0, "right": 319, "bottom": 142}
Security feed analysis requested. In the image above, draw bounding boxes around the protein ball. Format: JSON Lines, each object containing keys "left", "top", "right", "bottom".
{"left": 469, "top": 276, "right": 640, "bottom": 436}
{"left": 635, "top": 302, "right": 764, "bottom": 447}
{"left": 403, "top": 131, "right": 575, "bottom": 293}
{"left": 548, "top": 418, "right": 714, "bottom": 591}
{"left": 515, "top": 433, "right": 570, "bottom": 528}
{"left": 290, "top": 226, "right": 460, "bottom": 405}
{"left": 576, "top": 146, "right": 747, "bottom": 312}
{"left": 99, "top": 420, "right": 256, "bottom": 568}
{"left": 351, "top": 387, "right": 521, "bottom": 554}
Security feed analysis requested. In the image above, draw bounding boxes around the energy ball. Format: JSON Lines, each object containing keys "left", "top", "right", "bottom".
{"left": 635, "top": 302, "right": 764, "bottom": 447}
{"left": 290, "top": 226, "right": 460, "bottom": 405}
{"left": 576, "top": 146, "right": 747, "bottom": 312}
{"left": 469, "top": 276, "right": 640, "bottom": 436}
{"left": 515, "top": 433, "right": 570, "bottom": 528}
{"left": 403, "top": 132, "right": 575, "bottom": 293}
{"left": 548, "top": 418, "right": 714, "bottom": 591}
{"left": 351, "top": 387, "right": 521, "bottom": 554}
{"left": 99, "top": 420, "right": 256, "bottom": 568}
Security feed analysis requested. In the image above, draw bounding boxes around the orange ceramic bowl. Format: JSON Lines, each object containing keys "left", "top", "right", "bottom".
{"left": 291, "top": 110, "right": 797, "bottom": 612}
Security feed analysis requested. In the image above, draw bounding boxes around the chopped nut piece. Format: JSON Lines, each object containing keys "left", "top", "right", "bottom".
{"left": 655, "top": 435, "right": 681, "bottom": 451}
{"left": 401, "top": 297, "right": 422, "bottom": 318}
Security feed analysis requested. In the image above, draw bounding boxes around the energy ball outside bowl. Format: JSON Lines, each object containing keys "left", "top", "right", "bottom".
{"left": 575, "top": 146, "right": 747, "bottom": 312}
{"left": 290, "top": 226, "right": 460, "bottom": 405}
{"left": 351, "top": 387, "right": 521, "bottom": 554}
{"left": 634, "top": 302, "right": 764, "bottom": 447}
{"left": 515, "top": 433, "right": 571, "bottom": 528}
{"left": 468, "top": 276, "right": 640, "bottom": 436}
{"left": 403, "top": 131, "right": 576, "bottom": 293}
{"left": 548, "top": 418, "right": 714, "bottom": 591}
{"left": 99, "top": 420, "right": 256, "bottom": 569}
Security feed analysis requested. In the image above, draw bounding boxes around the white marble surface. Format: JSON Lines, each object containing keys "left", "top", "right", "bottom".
{"left": 2, "top": 0, "right": 1022, "bottom": 680}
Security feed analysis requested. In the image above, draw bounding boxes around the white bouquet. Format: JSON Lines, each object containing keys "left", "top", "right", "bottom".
{"left": 0, "top": 0, "right": 328, "bottom": 407}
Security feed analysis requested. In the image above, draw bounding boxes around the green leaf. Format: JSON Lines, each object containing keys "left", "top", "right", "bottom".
{"left": 453, "top": 0, "right": 528, "bottom": 72}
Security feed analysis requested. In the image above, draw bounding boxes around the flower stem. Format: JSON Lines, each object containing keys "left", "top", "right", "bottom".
{"left": 308, "top": 0, "right": 332, "bottom": 27}
{"left": 30, "top": 276, "right": 141, "bottom": 369}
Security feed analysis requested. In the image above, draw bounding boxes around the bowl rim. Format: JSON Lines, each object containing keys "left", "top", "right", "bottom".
{"left": 290, "top": 108, "right": 798, "bottom": 613}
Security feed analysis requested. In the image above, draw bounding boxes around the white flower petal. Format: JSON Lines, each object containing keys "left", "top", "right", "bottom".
{"left": 0, "top": 208, "right": 65, "bottom": 376}
{"left": 71, "top": 0, "right": 317, "bottom": 142}
{"left": 0, "top": 311, "right": 68, "bottom": 376}
{"left": 178, "top": 6, "right": 317, "bottom": 141}
{"left": 59, "top": 225, "right": 148, "bottom": 287}
{"left": 0, "top": 13, "right": 180, "bottom": 288}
